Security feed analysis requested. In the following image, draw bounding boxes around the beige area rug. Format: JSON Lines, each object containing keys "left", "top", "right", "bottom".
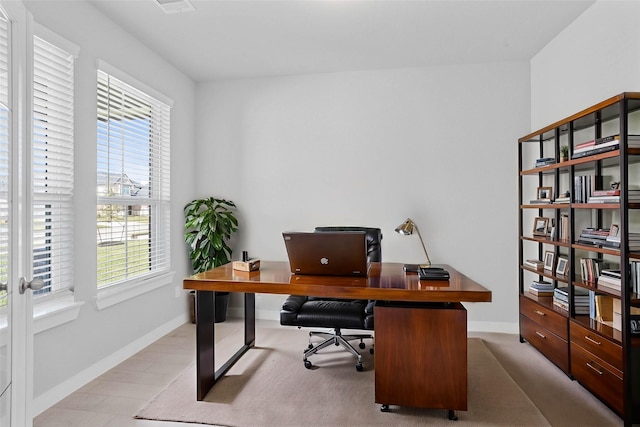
{"left": 135, "top": 328, "right": 549, "bottom": 426}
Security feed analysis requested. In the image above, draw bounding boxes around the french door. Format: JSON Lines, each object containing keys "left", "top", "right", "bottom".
{"left": 1, "top": 1, "right": 36, "bottom": 426}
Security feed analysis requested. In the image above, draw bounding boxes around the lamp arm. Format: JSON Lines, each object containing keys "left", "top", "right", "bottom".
{"left": 414, "top": 225, "right": 432, "bottom": 267}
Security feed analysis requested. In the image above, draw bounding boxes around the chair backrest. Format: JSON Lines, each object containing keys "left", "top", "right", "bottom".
{"left": 314, "top": 226, "right": 382, "bottom": 263}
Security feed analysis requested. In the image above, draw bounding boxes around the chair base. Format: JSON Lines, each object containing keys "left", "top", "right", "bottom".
{"left": 303, "top": 328, "right": 373, "bottom": 371}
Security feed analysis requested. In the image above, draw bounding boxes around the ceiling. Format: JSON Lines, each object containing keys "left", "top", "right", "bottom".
{"left": 87, "top": 0, "right": 595, "bottom": 83}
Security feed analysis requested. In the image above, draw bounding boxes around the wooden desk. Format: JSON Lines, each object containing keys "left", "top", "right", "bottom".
{"left": 183, "top": 261, "right": 491, "bottom": 417}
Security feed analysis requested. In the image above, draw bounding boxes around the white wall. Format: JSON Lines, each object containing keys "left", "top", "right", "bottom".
{"left": 23, "top": 0, "right": 196, "bottom": 410}
{"left": 531, "top": 0, "right": 640, "bottom": 129}
{"left": 195, "top": 62, "right": 530, "bottom": 331}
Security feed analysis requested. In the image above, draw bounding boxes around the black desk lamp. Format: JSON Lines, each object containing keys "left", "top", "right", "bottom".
{"left": 395, "top": 218, "right": 431, "bottom": 268}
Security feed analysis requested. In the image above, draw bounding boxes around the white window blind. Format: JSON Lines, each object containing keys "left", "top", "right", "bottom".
{"left": 32, "top": 35, "right": 75, "bottom": 297}
{"left": 0, "top": 11, "right": 9, "bottom": 308}
{"left": 96, "top": 69, "right": 171, "bottom": 288}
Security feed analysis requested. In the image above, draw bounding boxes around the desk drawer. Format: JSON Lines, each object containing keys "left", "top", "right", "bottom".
{"left": 520, "top": 314, "right": 569, "bottom": 373}
{"left": 520, "top": 296, "right": 568, "bottom": 340}
{"left": 570, "top": 321, "right": 622, "bottom": 372}
{"left": 571, "top": 343, "right": 623, "bottom": 415}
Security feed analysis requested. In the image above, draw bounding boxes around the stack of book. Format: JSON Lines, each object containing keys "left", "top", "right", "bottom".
{"left": 529, "top": 198, "right": 552, "bottom": 204}
{"left": 553, "top": 195, "right": 571, "bottom": 204}
{"left": 557, "top": 214, "right": 569, "bottom": 241}
{"left": 572, "top": 135, "right": 640, "bottom": 159}
{"left": 529, "top": 280, "right": 554, "bottom": 297}
{"left": 580, "top": 257, "right": 607, "bottom": 284}
{"left": 577, "top": 227, "right": 610, "bottom": 247}
{"left": 603, "top": 232, "right": 640, "bottom": 251}
{"left": 597, "top": 270, "right": 621, "bottom": 293}
{"left": 630, "top": 261, "right": 640, "bottom": 295}
{"left": 553, "top": 287, "right": 569, "bottom": 312}
{"left": 574, "top": 175, "right": 601, "bottom": 203}
{"left": 524, "top": 259, "right": 544, "bottom": 270}
{"left": 535, "top": 157, "right": 556, "bottom": 168}
{"left": 588, "top": 189, "right": 640, "bottom": 204}
{"left": 553, "top": 287, "right": 589, "bottom": 314}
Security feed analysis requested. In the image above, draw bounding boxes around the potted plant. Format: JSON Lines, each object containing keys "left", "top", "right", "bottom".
{"left": 184, "top": 197, "right": 238, "bottom": 322}
{"left": 560, "top": 145, "right": 569, "bottom": 162}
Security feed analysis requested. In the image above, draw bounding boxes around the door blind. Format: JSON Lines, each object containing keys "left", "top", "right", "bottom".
{"left": 0, "top": 10, "right": 9, "bottom": 307}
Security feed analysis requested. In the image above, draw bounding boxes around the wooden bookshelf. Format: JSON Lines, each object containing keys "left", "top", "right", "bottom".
{"left": 518, "top": 92, "right": 640, "bottom": 426}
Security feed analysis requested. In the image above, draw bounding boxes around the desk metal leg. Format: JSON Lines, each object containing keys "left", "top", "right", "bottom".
{"left": 195, "top": 291, "right": 256, "bottom": 401}
{"left": 245, "top": 293, "right": 256, "bottom": 347}
{"left": 196, "top": 290, "right": 215, "bottom": 401}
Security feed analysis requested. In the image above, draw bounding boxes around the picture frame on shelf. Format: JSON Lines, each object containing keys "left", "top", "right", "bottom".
{"left": 533, "top": 217, "right": 550, "bottom": 236}
{"left": 543, "top": 250, "right": 555, "bottom": 271}
{"left": 609, "top": 224, "right": 619, "bottom": 238}
{"left": 537, "top": 186, "right": 553, "bottom": 202}
{"left": 555, "top": 257, "right": 568, "bottom": 275}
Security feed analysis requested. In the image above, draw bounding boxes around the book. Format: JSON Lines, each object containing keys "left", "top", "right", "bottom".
{"left": 530, "top": 280, "right": 555, "bottom": 290}
{"left": 528, "top": 287, "right": 554, "bottom": 297}
{"left": 553, "top": 197, "right": 571, "bottom": 204}
{"left": 524, "top": 259, "right": 544, "bottom": 269}
{"left": 592, "top": 189, "right": 620, "bottom": 196}
{"left": 572, "top": 135, "right": 640, "bottom": 159}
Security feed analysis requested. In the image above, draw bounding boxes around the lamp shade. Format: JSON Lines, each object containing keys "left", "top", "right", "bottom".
{"left": 395, "top": 217, "right": 431, "bottom": 267}
{"left": 395, "top": 218, "right": 416, "bottom": 236}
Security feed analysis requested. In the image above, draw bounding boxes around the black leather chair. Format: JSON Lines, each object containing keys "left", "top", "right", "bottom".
{"left": 280, "top": 226, "right": 381, "bottom": 371}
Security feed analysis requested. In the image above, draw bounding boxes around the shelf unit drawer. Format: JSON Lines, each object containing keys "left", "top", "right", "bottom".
{"left": 520, "top": 295, "right": 568, "bottom": 340}
{"left": 571, "top": 343, "right": 623, "bottom": 415}
{"left": 570, "top": 320, "right": 622, "bottom": 371}
{"left": 520, "top": 314, "right": 569, "bottom": 373}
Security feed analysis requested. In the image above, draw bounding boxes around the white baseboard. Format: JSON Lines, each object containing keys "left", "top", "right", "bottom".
{"left": 468, "top": 321, "right": 518, "bottom": 334}
{"left": 32, "top": 312, "right": 190, "bottom": 416}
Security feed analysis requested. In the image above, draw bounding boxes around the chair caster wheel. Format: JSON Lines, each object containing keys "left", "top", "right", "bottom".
{"left": 380, "top": 404, "right": 390, "bottom": 412}
{"left": 356, "top": 363, "right": 363, "bottom": 372}
{"left": 307, "top": 343, "right": 313, "bottom": 349}
{"left": 359, "top": 342, "right": 366, "bottom": 349}
{"left": 304, "top": 360, "right": 312, "bottom": 369}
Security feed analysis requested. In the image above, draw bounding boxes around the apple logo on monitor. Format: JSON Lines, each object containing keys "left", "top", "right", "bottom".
{"left": 320, "top": 257, "right": 329, "bottom": 265}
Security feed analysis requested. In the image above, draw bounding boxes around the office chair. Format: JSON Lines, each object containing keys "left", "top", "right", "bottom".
{"left": 280, "top": 226, "right": 381, "bottom": 371}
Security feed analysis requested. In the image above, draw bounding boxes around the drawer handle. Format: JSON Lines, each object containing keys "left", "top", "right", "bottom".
{"left": 534, "top": 310, "right": 546, "bottom": 316}
{"left": 586, "top": 362, "right": 604, "bottom": 375}
{"left": 535, "top": 331, "right": 546, "bottom": 339}
{"left": 584, "top": 335, "right": 602, "bottom": 346}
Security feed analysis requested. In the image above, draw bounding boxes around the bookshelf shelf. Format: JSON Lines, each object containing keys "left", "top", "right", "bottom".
{"left": 518, "top": 92, "right": 640, "bottom": 426}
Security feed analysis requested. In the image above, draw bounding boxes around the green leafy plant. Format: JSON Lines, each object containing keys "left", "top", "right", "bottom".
{"left": 560, "top": 145, "right": 569, "bottom": 159}
{"left": 184, "top": 197, "right": 239, "bottom": 273}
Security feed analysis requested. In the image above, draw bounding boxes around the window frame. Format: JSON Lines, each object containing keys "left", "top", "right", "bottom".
{"left": 95, "top": 60, "right": 173, "bottom": 308}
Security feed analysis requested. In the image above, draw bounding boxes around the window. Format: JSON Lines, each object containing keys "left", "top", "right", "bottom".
{"left": 96, "top": 68, "right": 171, "bottom": 289}
{"left": 32, "top": 34, "right": 75, "bottom": 298}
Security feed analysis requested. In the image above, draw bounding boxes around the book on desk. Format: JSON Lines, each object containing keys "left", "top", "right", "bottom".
{"left": 418, "top": 267, "right": 450, "bottom": 280}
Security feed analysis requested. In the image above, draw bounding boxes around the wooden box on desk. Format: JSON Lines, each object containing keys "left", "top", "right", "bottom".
{"left": 232, "top": 259, "right": 260, "bottom": 272}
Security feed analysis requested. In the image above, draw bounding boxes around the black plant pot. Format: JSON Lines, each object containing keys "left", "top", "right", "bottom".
{"left": 214, "top": 292, "right": 229, "bottom": 323}
{"left": 189, "top": 291, "right": 230, "bottom": 323}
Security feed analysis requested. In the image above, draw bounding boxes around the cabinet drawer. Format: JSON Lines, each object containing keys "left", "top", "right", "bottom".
{"left": 520, "top": 295, "right": 568, "bottom": 340}
{"left": 571, "top": 343, "right": 623, "bottom": 415}
{"left": 570, "top": 321, "right": 622, "bottom": 372}
{"left": 520, "top": 314, "right": 569, "bottom": 373}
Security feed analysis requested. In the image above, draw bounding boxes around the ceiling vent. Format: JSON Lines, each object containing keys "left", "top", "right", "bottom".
{"left": 155, "top": 0, "right": 195, "bottom": 14}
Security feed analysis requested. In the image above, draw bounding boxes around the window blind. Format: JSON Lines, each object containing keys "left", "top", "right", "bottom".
{"left": 96, "top": 70, "right": 170, "bottom": 288}
{"left": 0, "top": 11, "right": 9, "bottom": 308}
{"left": 32, "top": 35, "right": 75, "bottom": 297}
